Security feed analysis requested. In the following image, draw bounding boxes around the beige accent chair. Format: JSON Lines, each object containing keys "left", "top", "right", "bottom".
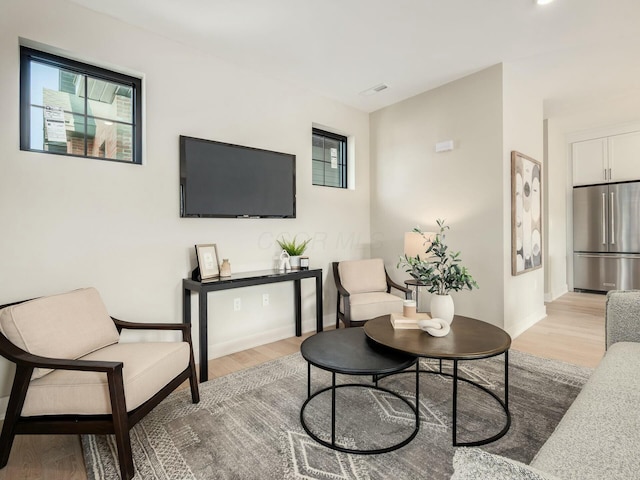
{"left": 0, "top": 288, "right": 199, "bottom": 480}
{"left": 333, "top": 259, "right": 412, "bottom": 328}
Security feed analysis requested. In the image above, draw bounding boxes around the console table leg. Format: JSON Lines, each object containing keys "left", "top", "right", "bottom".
{"left": 294, "top": 279, "right": 302, "bottom": 337}
{"left": 183, "top": 288, "right": 191, "bottom": 325}
{"left": 199, "top": 292, "right": 209, "bottom": 383}
{"left": 315, "top": 272, "right": 323, "bottom": 332}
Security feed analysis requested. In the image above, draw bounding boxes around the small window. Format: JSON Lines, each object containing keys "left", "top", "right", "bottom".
{"left": 312, "top": 128, "right": 347, "bottom": 188}
{"left": 20, "top": 46, "right": 142, "bottom": 164}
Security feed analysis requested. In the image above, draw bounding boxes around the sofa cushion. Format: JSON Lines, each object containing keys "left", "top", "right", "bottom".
{"left": 21, "top": 341, "right": 190, "bottom": 416}
{"left": 0, "top": 288, "right": 120, "bottom": 379}
{"left": 605, "top": 290, "right": 640, "bottom": 348}
{"left": 338, "top": 258, "right": 388, "bottom": 294}
{"left": 452, "top": 448, "right": 560, "bottom": 480}
{"left": 346, "top": 292, "right": 403, "bottom": 321}
{"left": 530, "top": 342, "right": 640, "bottom": 479}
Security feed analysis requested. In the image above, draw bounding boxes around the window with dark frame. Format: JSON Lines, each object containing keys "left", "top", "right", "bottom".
{"left": 19, "top": 46, "right": 142, "bottom": 164}
{"left": 312, "top": 128, "right": 347, "bottom": 188}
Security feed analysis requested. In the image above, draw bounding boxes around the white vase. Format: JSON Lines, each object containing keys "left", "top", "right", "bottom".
{"left": 219, "top": 259, "right": 231, "bottom": 277}
{"left": 430, "top": 294, "right": 454, "bottom": 324}
{"left": 289, "top": 255, "right": 301, "bottom": 270}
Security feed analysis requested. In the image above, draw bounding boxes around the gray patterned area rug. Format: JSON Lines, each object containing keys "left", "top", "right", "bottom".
{"left": 82, "top": 350, "right": 592, "bottom": 480}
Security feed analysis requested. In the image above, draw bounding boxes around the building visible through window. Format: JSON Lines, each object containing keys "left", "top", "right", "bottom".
{"left": 20, "top": 46, "right": 142, "bottom": 164}
{"left": 312, "top": 128, "right": 347, "bottom": 188}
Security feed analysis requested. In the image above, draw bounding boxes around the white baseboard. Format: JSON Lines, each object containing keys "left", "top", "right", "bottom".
{"left": 506, "top": 306, "right": 547, "bottom": 340}
{"left": 205, "top": 314, "right": 330, "bottom": 361}
{"left": 544, "top": 284, "right": 569, "bottom": 303}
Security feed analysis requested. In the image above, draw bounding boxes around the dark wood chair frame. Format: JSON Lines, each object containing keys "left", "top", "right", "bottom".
{"left": 0, "top": 299, "right": 200, "bottom": 480}
{"left": 332, "top": 261, "right": 413, "bottom": 328}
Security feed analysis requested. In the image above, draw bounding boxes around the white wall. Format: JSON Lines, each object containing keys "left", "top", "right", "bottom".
{"left": 544, "top": 118, "right": 569, "bottom": 301}
{"left": 502, "top": 63, "right": 546, "bottom": 336}
{"left": 0, "top": 0, "right": 371, "bottom": 402}
{"left": 370, "top": 63, "right": 546, "bottom": 336}
{"left": 370, "top": 65, "right": 505, "bottom": 327}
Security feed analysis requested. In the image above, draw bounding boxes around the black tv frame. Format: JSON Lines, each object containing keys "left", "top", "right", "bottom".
{"left": 180, "top": 135, "right": 296, "bottom": 219}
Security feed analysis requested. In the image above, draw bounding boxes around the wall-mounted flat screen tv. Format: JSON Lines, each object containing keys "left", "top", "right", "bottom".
{"left": 180, "top": 135, "right": 296, "bottom": 218}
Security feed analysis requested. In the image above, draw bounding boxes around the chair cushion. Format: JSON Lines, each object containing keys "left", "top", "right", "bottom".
{"left": 347, "top": 292, "right": 404, "bottom": 322}
{"left": 22, "top": 341, "right": 191, "bottom": 416}
{"left": 0, "top": 288, "right": 120, "bottom": 379}
{"left": 338, "top": 258, "right": 388, "bottom": 294}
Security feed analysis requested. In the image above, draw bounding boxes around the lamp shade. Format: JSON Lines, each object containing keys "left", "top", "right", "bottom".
{"left": 404, "top": 231, "right": 436, "bottom": 259}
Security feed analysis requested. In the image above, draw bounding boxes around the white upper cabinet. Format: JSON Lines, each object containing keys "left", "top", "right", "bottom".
{"left": 572, "top": 131, "right": 640, "bottom": 185}
{"left": 572, "top": 138, "right": 607, "bottom": 185}
{"left": 608, "top": 131, "right": 640, "bottom": 182}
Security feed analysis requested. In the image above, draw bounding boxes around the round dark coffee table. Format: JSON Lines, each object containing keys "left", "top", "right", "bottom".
{"left": 364, "top": 315, "right": 511, "bottom": 446}
{"left": 300, "top": 327, "right": 419, "bottom": 454}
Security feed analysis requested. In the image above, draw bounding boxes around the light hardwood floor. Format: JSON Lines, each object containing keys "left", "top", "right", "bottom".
{"left": 0, "top": 292, "right": 606, "bottom": 480}
{"left": 511, "top": 291, "right": 606, "bottom": 368}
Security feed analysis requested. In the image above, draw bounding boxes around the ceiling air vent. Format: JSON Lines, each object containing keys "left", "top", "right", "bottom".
{"left": 360, "top": 83, "right": 389, "bottom": 96}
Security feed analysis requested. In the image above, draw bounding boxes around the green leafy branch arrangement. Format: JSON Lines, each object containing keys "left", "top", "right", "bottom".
{"left": 277, "top": 236, "right": 311, "bottom": 256}
{"left": 398, "top": 219, "right": 478, "bottom": 295}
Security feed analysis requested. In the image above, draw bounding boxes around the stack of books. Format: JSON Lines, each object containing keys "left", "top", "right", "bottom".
{"left": 390, "top": 312, "right": 432, "bottom": 330}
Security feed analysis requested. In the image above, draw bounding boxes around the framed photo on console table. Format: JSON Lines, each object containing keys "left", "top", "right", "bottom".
{"left": 511, "top": 151, "right": 542, "bottom": 276}
{"left": 195, "top": 244, "right": 220, "bottom": 280}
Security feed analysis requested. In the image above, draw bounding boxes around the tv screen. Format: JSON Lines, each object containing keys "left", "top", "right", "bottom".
{"left": 180, "top": 136, "right": 296, "bottom": 218}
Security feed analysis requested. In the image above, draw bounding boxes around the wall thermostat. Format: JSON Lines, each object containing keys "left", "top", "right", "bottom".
{"left": 435, "top": 140, "right": 454, "bottom": 152}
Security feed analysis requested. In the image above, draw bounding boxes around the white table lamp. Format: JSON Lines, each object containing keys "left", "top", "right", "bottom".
{"left": 404, "top": 231, "right": 436, "bottom": 259}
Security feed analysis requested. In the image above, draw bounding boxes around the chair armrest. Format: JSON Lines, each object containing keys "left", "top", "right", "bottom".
{"left": 20, "top": 354, "right": 121, "bottom": 373}
{"left": 605, "top": 290, "right": 640, "bottom": 349}
{"left": 111, "top": 318, "right": 193, "bottom": 343}
{"left": 111, "top": 317, "right": 189, "bottom": 332}
{"left": 0, "top": 335, "right": 121, "bottom": 373}
{"left": 385, "top": 271, "right": 412, "bottom": 299}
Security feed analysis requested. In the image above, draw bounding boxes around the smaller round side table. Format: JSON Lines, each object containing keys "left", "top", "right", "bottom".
{"left": 300, "top": 327, "right": 419, "bottom": 454}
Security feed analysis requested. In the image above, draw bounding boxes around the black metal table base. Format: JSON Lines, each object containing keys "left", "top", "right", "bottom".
{"left": 377, "top": 351, "right": 510, "bottom": 447}
{"left": 300, "top": 362, "right": 420, "bottom": 455}
{"left": 451, "top": 351, "right": 510, "bottom": 447}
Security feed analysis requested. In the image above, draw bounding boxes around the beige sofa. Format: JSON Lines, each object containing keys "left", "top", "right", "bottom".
{"left": 451, "top": 290, "right": 640, "bottom": 480}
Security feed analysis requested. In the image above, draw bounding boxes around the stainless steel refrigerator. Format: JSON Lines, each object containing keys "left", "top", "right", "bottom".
{"left": 573, "top": 181, "right": 640, "bottom": 292}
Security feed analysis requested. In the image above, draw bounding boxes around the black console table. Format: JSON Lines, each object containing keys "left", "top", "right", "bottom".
{"left": 183, "top": 268, "right": 323, "bottom": 382}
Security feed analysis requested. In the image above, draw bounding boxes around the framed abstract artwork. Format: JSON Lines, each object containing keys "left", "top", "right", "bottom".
{"left": 511, "top": 151, "right": 542, "bottom": 276}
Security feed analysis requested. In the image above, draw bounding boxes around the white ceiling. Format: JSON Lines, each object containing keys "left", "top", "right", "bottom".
{"left": 68, "top": 0, "right": 640, "bottom": 116}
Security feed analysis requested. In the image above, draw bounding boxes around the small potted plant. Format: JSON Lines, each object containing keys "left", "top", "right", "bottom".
{"left": 277, "top": 235, "right": 311, "bottom": 270}
{"left": 398, "top": 219, "right": 478, "bottom": 323}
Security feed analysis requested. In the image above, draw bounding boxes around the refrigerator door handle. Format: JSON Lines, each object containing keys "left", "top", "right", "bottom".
{"left": 602, "top": 192, "right": 607, "bottom": 245}
{"left": 611, "top": 191, "right": 615, "bottom": 245}
{"left": 575, "top": 253, "right": 640, "bottom": 260}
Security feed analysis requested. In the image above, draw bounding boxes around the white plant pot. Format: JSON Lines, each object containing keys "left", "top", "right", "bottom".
{"left": 430, "top": 294, "right": 454, "bottom": 324}
{"left": 289, "top": 255, "right": 301, "bottom": 270}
